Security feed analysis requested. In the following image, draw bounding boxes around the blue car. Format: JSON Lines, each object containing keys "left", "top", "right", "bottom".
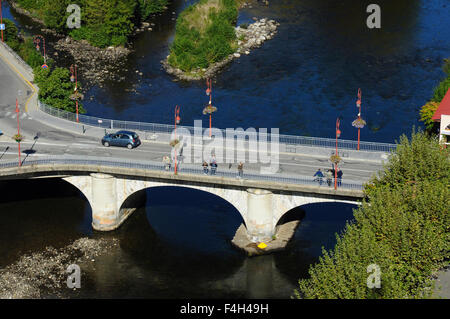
{"left": 102, "top": 130, "right": 141, "bottom": 149}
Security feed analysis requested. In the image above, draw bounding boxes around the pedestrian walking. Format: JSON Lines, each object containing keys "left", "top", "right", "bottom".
{"left": 326, "top": 169, "right": 333, "bottom": 187}
{"left": 337, "top": 169, "right": 343, "bottom": 187}
{"left": 237, "top": 162, "right": 244, "bottom": 179}
{"left": 313, "top": 168, "right": 324, "bottom": 185}
{"left": 210, "top": 160, "right": 217, "bottom": 175}
{"left": 163, "top": 156, "right": 171, "bottom": 171}
{"left": 202, "top": 161, "right": 209, "bottom": 175}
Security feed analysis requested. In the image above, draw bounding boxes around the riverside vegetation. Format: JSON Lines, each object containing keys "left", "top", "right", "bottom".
{"left": 295, "top": 130, "right": 449, "bottom": 299}
{"left": 3, "top": 18, "right": 84, "bottom": 113}
{"left": 164, "top": 0, "right": 279, "bottom": 79}
{"left": 420, "top": 58, "right": 450, "bottom": 133}
{"left": 167, "top": 0, "right": 239, "bottom": 73}
{"left": 11, "top": 0, "right": 169, "bottom": 48}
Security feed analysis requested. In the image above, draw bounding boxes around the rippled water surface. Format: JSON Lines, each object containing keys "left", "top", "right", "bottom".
{"left": 76, "top": 0, "right": 449, "bottom": 142}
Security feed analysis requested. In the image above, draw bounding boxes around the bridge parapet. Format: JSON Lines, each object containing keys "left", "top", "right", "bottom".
{"left": 0, "top": 157, "right": 362, "bottom": 242}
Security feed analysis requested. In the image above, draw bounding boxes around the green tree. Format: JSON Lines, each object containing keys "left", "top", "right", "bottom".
{"left": 295, "top": 130, "right": 450, "bottom": 299}
{"left": 3, "top": 19, "right": 20, "bottom": 51}
{"left": 19, "top": 38, "right": 45, "bottom": 68}
{"left": 419, "top": 101, "right": 440, "bottom": 133}
{"left": 35, "top": 66, "right": 84, "bottom": 113}
{"left": 431, "top": 76, "right": 450, "bottom": 103}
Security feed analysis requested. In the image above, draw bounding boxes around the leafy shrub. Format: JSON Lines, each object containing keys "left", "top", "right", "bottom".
{"left": 239, "top": 23, "right": 248, "bottom": 29}
{"left": 168, "top": 0, "right": 238, "bottom": 72}
{"left": 443, "top": 59, "right": 450, "bottom": 76}
{"left": 18, "top": 38, "right": 46, "bottom": 68}
{"left": 34, "top": 66, "right": 85, "bottom": 113}
{"left": 419, "top": 101, "right": 440, "bottom": 132}
{"left": 295, "top": 130, "right": 450, "bottom": 299}
{"left": 431, "top": 76, "right": 450, "bottom": 103}
{"left": 15, "top": 0, "right": 169, "bottom": 48}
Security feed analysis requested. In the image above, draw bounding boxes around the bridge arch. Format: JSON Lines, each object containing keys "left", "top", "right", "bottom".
{"left": 270, "top": 192, "right": 360, "bottom": 234}
{"left": 62, "top": 173, "right": 360, "bottom": 242}
{"left": 118, "top": 184, "right": 248, "bottom": 227}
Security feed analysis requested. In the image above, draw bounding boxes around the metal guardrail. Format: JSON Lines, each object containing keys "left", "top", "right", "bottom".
{"left": 38, "top": 101, "right": 397, "bottom": 153}
{"left": 0, "top": 156, "right": 364, "bottom": 191}
{"left": 0, "top": 41, "right": 34, "bottom": 75}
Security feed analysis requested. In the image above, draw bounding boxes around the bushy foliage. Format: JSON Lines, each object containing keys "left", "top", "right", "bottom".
{"left": 443, "top": 59, "right": 450, "bottom": 76}
{"left": 295, "top": 131, "right": 450, "bottom": 299}
{"left": 137, "top": 0, "right": 167, "bottom": 20}
{"left": 431, "top": 76, "right": 450, "bottom": 103}
{"left": 34, "top": 66, "right": 85, "bottom": 113}
{"left": 18, "top": 38, "right": 47, "bottom": 68}
{"left": 3, "top": 19, "right": 20, "bottom": 51}
{"left": 15, "top": 0, "right": 168, "bottom": 47}
{"left": 168, "top": 0, "right": 238, "bottom": 72}
{"left": 419, "top": 58, "right": 450, "bottom": 134}
{"left": 419, "top": 101, "right": 440, "bottom": 132}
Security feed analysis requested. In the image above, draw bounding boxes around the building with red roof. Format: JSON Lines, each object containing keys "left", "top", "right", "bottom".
{"left": 432, "top": 88, "right": 450, "bottom": 146}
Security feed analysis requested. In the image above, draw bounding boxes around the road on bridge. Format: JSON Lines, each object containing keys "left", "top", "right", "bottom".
{"left": 0, "top": 45, "right": 385, "bottom": 185}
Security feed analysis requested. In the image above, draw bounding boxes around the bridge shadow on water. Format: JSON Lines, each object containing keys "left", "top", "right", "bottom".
{"left": 273, "top": 202, "right": 357, "bottom": 287}
{"left": 0, "top": 178, "right": 92, "bottom": 268}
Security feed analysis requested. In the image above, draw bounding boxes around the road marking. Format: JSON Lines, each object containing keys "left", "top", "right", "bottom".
{"left": 0, "top": 50, "right": 37, "bottom": 113}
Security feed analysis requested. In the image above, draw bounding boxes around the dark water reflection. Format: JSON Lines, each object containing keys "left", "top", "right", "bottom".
{"left": 0, "top": 179, "right": 355, "bottom": 298}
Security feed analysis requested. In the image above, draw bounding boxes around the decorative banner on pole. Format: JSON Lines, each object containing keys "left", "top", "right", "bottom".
{"left": 0, "top": 24, "right": 5, "bottom": 30}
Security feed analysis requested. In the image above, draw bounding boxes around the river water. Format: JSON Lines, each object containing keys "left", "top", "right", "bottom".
{"left": 1, "top": 0, "right": 449, "bottom": 298}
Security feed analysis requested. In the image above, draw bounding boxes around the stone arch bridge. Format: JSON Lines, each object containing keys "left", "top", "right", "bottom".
{"left": 0, "top": 159, "right": 363, "bottom": 242}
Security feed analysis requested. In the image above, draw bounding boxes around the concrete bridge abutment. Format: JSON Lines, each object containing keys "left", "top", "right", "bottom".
{"left": 90, "top": 173, "right": 120, "bottom": 231}
{"left": 246, "top": 188, "right": 274, "bottom": 242}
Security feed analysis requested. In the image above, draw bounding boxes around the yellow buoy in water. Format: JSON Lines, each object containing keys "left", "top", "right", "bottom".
{"left": 257, "top": 242, "right": 268, "bottom": 249}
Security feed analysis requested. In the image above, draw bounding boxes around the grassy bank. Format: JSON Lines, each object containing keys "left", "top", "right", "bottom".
{"left": 167, "top": 0, "right": 239, "bottom": 73}
{"left": 295, "top": 130, "right": 450, "bottom": 299}
{"left": 3, "top": 18, "right": 84, "bottom": 113}
{"left": 12, "top": 0, "right": 169, "bottom": 48}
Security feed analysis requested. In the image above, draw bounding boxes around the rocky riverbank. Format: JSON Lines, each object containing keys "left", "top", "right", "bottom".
{"left": 54, "top": 37, "right": 130, "bottom": 86}
{"left": 0, "top": 237, "right": 119, "bottom": 298}
{"left": 6, "top": 0, "right": 170, "bottom": 87}
{"left": 162, "top": 17, "right": 279, "bottom": 81}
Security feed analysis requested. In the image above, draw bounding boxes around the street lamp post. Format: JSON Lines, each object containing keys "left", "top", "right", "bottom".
{"left": 203, "top": 79, "right": 217, "bottom": 138}
{"left": 356, "top": 88, "right": 362, "bottom": 150}
{"left": 206, "top": 78, "right": 211, "bottom": 96}
{"left": 352, "top": 88, "right": 366, "bottom": 151}
{"left": 174, "top": 105, "right": 181, "bottom": 175}
{"left": 15, "top": 93, "right": 21, "bottom": 167}
{"left": 33, "top": 35, "right": 46, "bottom": 64}
{"left": 70, "top": 64, "right": 79, "bottom": 122}
{"left": 335, "top": 118, "right": 341, "bottom": 190}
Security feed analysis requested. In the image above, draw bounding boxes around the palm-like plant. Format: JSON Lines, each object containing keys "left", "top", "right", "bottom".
{"left": 12, "top": 134, "right": 24, "bottom": 143}
{"left": 352, "top": 117, "right": 366, "bottom": 129}
{"left": 202, "top": 104, "right": 218, "bottom": 115}
{"left": 330, "top": 154, "right": 341, "bottom": 164}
